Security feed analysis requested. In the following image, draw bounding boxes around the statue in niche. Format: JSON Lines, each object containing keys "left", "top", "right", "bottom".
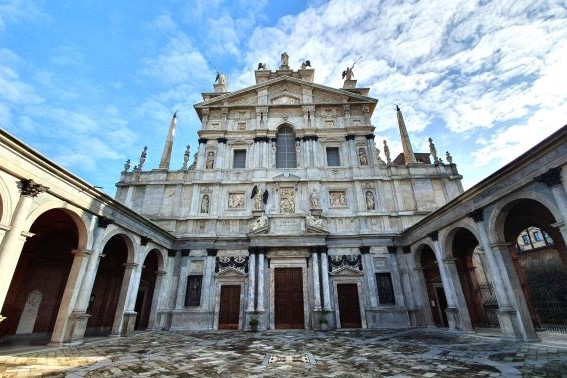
{"left": 251, "top": 185, "right": 268, "bottom": 211}
{"left": 201, "top": 195, "right": 210, "bottom": 213}
{"left": 281, "top": 52, "right": 289, "bottom": 67}
{"left": 358, "top": 148, "right": 368, "bottom": 166}
{"left": 206, "top": 151, "right": 215, "bottom": 169}
{"left": 310, "top": 189, "right": 320, "bottom": 209}
{"left": 365, "top": 191, "right": 375, "bottom": 210}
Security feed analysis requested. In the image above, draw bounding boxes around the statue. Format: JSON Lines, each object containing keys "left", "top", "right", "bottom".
{"left": 280, "top": 52, "right": 289, "bottom": 67}
{"left": 446, "top": 151, "right": 453, "bottom": 164}
{"left": 310, "top": 189, "right": 320, "bottom": 209}
{"left": 365, "top": 191, "right": 375, "bottom": 210}
{"left": 383, "top": 140, "right": 391, "bottom": 164}
{"left": 306, "top": 214, "right": 323, "bottom": 229}
{"left": 251, "top": 214, "right": 268, "bottom": 231}
{"left": 201, "top": 195, "right": 210, "bottom": 213}
{"left": 182, "top": 145, "right": 190, "bottom": 170}
{"left": 300, "top": 60, "right": 311, "bottom": 69}
{"left": 136, "top": 146, "right": 148, "bottom": 171}
{"left": 342, "top": 56, "right": 361, "bottom": 81}
{"left": 257, "top": 62, "right": 267, "bottom": 70}
{"left": 123, "top": 159, "right": 131, "bottom": 172}
{"left": 206, "top": 151, "right": 215, "bottom": 169}
{"left": 358, "top": 148, "right": 368, "bottom": 166}
{"left": 215, "top": 71, "right": 227, "bottom": 85}
{"left": 251, "top": 185, "right": 268, "bottom": 211}
{"left": 429, "top": 138, "right": 439, "bottom": 163}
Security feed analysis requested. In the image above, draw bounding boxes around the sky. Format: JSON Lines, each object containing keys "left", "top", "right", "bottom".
{"left": 1, "top": 0, "right": 566, "bottom": 196}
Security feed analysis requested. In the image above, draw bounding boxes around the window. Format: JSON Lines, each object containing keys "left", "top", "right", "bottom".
{"left": 533, "top": 230, "right": 543, "bottom": 241}
{"left": 276, "top": 126, "right": 296, "bottom": 168}
{"left": 233, "top": 149, "right": 246, "bottom": 169}
{"left": 326, "top": 147, "right": 340, "bottom": 166}
{"left": 376, "top": 273, "right": 395, "bottom": 304}
{"left": 521, "top": 235, "right": 530, "bottom": 245}
{"left": 185, "top": 275, "right": 203, "bottom": 306}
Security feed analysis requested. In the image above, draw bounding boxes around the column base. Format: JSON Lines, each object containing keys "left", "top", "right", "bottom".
{"left": 121, "top": 311, "right": 138, "bottom": 336}
{"left": 497, "top": 308, "right": 540, "bottom": 342}
{"left": 445, "top": 307, "right": 461, "bottom": 330}
{"left": 64, "top": 311, "right": 92, "bottom": 343}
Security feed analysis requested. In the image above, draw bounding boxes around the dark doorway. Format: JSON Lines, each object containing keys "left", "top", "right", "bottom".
{"left": 218, "top": 285, "right": 241, "bottom": 329}
{"left": 274, "top": 268, "right": 304, "bottom": 329}
{"left": 134, "top": 250, "right": 159, "bottom": 330}
{"left": 421, "top": 246, "right": 448, "bottom": 327}
{"left": 0, "top": 209, "right": 77, "bottom": 340}
{"left": 337, "top": 284, "right": 362, "bottom": 328}
{"left": 86, "top": 235, "right": 128, "bottom": 336}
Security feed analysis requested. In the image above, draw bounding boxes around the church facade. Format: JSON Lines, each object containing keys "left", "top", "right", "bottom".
{"left": 1, "top": 58, "right": 566, "bottom": 344}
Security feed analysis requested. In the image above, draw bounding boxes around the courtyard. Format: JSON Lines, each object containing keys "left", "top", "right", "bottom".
{"left": 0, "top": 329, "right": 566, "bottom": 377}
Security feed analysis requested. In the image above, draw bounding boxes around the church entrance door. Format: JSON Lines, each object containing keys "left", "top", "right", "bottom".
{"left": 218, "top": 285, "right": 240, "bottom": 329}
{"left": 337, "top": 284, "right": 362, "bottom": 328}
{"left": 275, "top": 268, "right": 304, "bottom": 329}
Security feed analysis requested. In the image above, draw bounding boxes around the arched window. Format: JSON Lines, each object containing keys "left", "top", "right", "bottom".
{"left": 276, "top": 126, "right": 296, "bottom": 168}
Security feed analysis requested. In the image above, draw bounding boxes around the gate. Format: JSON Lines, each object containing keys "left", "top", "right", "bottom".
{"left": 525, "top": 274, "right": 567, "bottom": 334}
{"left": 476, "top": 283, "right": 499, "bottom": 327}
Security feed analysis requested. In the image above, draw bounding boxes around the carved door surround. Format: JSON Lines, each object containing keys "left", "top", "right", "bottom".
{"left": 329, "top": 262, "right": 367, "bottom": 329}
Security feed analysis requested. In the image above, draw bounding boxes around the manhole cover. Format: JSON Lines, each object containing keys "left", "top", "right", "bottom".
{"left": 263, "top": 353, "right": 316, "bottom": 365}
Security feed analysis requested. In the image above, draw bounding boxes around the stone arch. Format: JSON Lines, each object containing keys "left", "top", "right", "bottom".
{"left": 139, "top": 245, "right": 167, "bottom": 272}
{"left": 95, "top": 226, "right": 137, "bottom": 264}
{"left": 0, "top": 175, "right": 13, "bottom": 225}
{"left": 412, "top": 240, "right": 436, "bottom": 269}
{"left": 488, "top": 190, "right": 562, "bottom": 244}
{"left": 23, "top": 201, "right": 90, "bottom": 251}
{"left": 441, "top": 219, "right": 481, "bottom": 259}
{"left": 0, "top": 208, "right": 80, "bottom": 340}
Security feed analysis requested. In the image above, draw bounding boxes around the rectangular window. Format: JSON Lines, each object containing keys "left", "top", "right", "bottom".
{"left": 233, "top": 149, "right": 246, "bottom": 168}
{"left": 533, "top": 231, "right": 543, "bottom": 241}
{"left": 185, "top": 275, "right": 203, "bottom": 306}
{"left": 376, "top": 273, "right": 395, "bottom": 305}
{"left": 326, "top": 147, "right": 340, "bottom": 166}
{"left": 522, "top": 235, "right": 530, "bottom": 245}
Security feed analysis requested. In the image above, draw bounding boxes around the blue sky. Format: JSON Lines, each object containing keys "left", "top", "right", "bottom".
{"left": 1, "top": 0, "right": 566, "bottom": 195}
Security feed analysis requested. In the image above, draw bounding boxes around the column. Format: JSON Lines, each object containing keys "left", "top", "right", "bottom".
{"left": 147, "top": 270, "right": 167, "bottom": 330}
{"left": 469, "top": 210, "right": 538, "bottom": 340}
{"left": 50, "top": 249, "right": 92, "bottom": 344}
{"left": 311, "top": 247, "right": 321, "bottom": 310}
{"left": 320, "top": 248, "right": 332, "bottom": 309}
{"left": 257, "top": 251, "right": 265, "bottom": 311}
{"left": 111, "top": 262, "right": 138, "bottom": 335}
{"left": 247, "top": 251, "right": 256, "bottom": 311}
{"left": 174, "top": 252, "right": 190, "bottom": 309}
{"left": 0, "top": 179, "right": 46, "bottom": 320}
{"left": 361, "top": 247, "right": 378, "bottom": 308}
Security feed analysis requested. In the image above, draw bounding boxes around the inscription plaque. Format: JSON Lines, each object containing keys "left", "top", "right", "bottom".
{"left": 273, "top": 218, "right": 301, "bottom": 233}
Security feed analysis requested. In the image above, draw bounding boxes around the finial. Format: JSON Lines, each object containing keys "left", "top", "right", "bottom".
{"left": 383, "top": 140, "right": 391, "bottom": 164}
{"left": 136, "top": 146, "right": 147, "bottom": 171}
{"left": 395, "top": 104, "right": 401, "bottom": 112}
{"left": 446, "top": 151, "right": 453, "bottom": 164}
{"left": 181, "top": 145, "right": 191, "bottom": 171}
{"left": 123, "top": 159, "right": 131, "bottom": 172}
{"left": 376, "top": 147, "right": 383, "bottom": 163}
{"left": 173, "top": 110, "right": 177, "bottom": 118}
{"left": 428, "top": 137, "right": 439, "bottom": 164}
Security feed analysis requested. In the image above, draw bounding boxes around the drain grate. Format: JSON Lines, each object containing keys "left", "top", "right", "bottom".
{"left": 263, "top": 353, "right": 316, "bottom": 365}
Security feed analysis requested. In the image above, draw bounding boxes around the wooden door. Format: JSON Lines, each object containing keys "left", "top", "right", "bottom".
{"left": 337, "top": 284, "right": 362, "bottom": 328}
{"left": 275, "top": 268, "right": 304, "bottom": 329}
{"left": 218, "top": 285, "right": 241, "bottom": 329}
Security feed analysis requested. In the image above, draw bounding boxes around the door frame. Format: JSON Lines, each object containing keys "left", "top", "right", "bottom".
{"left": 269, "top": 257, "right": 309, "bottom": 330}
{"left": 330, "top": 267, "right": 367, "bottom": 329}
{"left": 213, "top": 268, "right": 247, "bottom": 330}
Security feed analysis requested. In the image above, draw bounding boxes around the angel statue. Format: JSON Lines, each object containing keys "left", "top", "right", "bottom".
{"left": 251, "top": 185, "right": 268, "bottom": 210}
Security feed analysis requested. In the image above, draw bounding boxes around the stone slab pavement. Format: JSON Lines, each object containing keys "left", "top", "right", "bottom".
{"left": 0, "top": 328, "right": 566, "bottom": 377}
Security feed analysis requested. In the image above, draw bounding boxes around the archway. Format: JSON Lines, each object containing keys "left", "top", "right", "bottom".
{"left": 450, "top": 228, "right": 498, "bottom": 328}
{"left": 418, "top": 245, "right": 448, "bottom": 327}
{"left": 134, "top": 249, "right": 159, "bottom": 330}
{"left": 85, "top": 234, "right": 129, "bottom": 336}
{"left": 503, "top": 198, "right": 567, "bottom": 333}
{"left": 0, "top": 209, "right": 77, "bottom": 341}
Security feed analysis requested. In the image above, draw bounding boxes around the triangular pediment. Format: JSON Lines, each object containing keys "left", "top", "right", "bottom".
{"left": 272, "top": 173, "right": 301, "bottom": 181}
{"left": 194, "top": 76, "right": 377, "bottom": 111}
{"left": 329, "top": 266, "right": 364, "bottom": 276}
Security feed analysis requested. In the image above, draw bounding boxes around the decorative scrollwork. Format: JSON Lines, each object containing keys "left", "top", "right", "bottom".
{"left": 215, "top": 256, "right": 249, "bottom": 274}
{"left": 328, "top": 255, "right": 363, "bottom": 273}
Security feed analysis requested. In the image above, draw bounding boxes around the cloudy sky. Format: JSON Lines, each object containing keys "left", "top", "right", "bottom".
{"left": 1, "top": 0, "right": 566, "bottom": 195}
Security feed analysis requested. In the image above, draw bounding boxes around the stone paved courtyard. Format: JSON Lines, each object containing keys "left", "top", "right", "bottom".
{"left": 1, "top": 329, "right": 566, "bottom": 377}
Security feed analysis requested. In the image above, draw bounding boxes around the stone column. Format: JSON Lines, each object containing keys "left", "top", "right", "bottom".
{"left": 147, "top": 270, "right": 167, "bottom": 330}
{"left": 361, "top": 247, "right": 378, "bottom": 308}
{"left": 429, "top": 231, "right": 472, "bottom": 331}
{"left": 216, "top": 138, "right": 227, "bottom": 169}
{"left": 320, "top": 248, "right": 332, "bottom": 309}
{"left": 174, "top": 252, "right": 190, "bottom": 309}
{"left": 311, "top": 247, "right": 321, "bottom": 310}
{"left": 50, "top": 249, "right": 92, "bottom": 344}
{"left": 257, "top": 250, "right": 265, "bottom": 311}
{"left": 469, "top": 210, "right": 538, "bottom": 341}
{"left": 247, "top": 251, "right": 256, "bottom": 311}
{"left": 0, "top": 179, "right": 46, "bottom": 322}
{"left": 111, "top": 262, "right": 138, "bottom": 335}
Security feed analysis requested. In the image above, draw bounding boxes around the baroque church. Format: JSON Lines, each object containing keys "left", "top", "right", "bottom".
{"left": 1, "top": 54, "right": 567, "bottom": 345}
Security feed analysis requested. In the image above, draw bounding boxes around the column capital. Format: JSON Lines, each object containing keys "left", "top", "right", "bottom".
{"left": 72, "top": 249, "right": 92, "bottom": 257}
{"left": 387, "top": 246, "right": 397, "bottom": 254}
{"left": 535, "top": 167, "right": 562, "bottom": 187}
{"left": 123, "top": 263, "right": 139, "bottom": 269}
{"left": 156, "top": 270, "right": 167, "bottom": 276}
{"left": 359, "top": 246, "right": 371, "bottom": 254}
{"left": 18, "top": 178, "right": 47, "bottom": 197}
{"left": 468, "top": 209, "right": 484, "bottom": 223}
{"left": 427, "top": 231, "right": 439, "bottom": 241}
{"left": 491, "top": 242, "right": 510, "bottom": 250}
{"left": 140, "top": 236, "right": 152, "bottom": 246}
{"left": 442, "top": 257, "right": 458, "bottom": 264}
{"left": 97, "top": 216, "right": 114, "bottom": 229}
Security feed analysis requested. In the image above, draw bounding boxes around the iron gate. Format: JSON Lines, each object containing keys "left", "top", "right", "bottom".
{"left": 525, "top": 274, "right": 567, "bottom": 334}
{"left": 476, "top": 282, "right": 500, "bottom": 327}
